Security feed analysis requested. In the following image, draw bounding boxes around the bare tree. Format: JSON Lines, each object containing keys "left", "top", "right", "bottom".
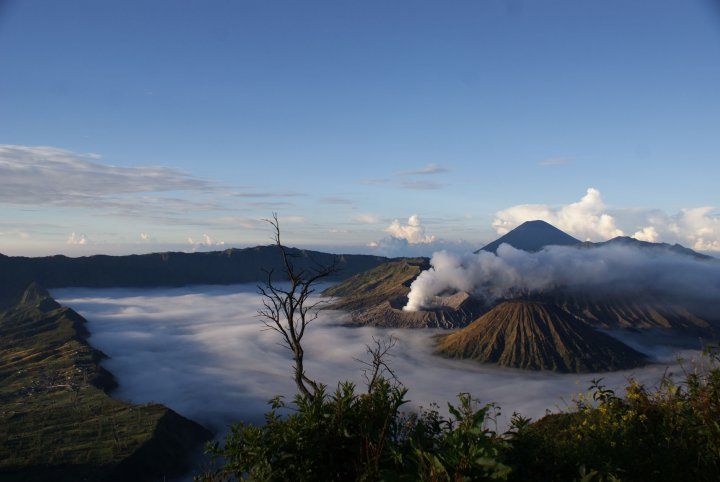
{"left": 356, "top": 336, "right": 400, "bottom": 393}
{"left": 257, "top": 213, "right": 339, "bottom": 397}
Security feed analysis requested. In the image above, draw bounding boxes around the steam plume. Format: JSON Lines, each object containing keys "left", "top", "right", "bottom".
{"left": 404, "top": 244, "right": 720, "bottom": 312}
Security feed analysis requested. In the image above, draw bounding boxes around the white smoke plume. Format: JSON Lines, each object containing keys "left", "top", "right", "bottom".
{"left": 404, "top": 243, "right": 720, "bottom": 312}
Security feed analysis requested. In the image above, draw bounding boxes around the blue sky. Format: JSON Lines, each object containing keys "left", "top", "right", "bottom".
{"left": 1, "top": 0, "right": 719, "bottom": 256}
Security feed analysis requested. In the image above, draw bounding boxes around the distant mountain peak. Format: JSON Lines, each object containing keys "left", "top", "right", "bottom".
{"left": 477, "top": 220, "right": 580, "bottom": 253}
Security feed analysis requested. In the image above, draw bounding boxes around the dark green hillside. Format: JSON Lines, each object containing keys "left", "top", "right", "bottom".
{"left": 0, "top": 245, "right": 387, "bottom": 291}
{"left": 0, "top": 283, "right": 210, "bottom": 481}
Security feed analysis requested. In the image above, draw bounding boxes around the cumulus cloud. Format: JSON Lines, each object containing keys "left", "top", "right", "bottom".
{"left": 367, "top": 215, "right": 479, "bottom": 257}
{"left": 54, "top": 285, "right": 693, "bottom": 433}
{"left": 671, "top": 207, "right": 720, "bottom": 252}
{"left": 385, "top": 215, "right": 435, "bottom": 244}
{"left": 493, "top": 188, "right": 720, "bottom": 252}
{"left": 188, "top": 233, "right": 225, "bottom": 250}
{"left": 633, "top": 226, "right": 659, "bottom": 243}
{"left": 404, "top": 244, "right": 720, "bottom": 312}
{"left": 493, "top": 188, "right": 624, "bottom": 241}
{"left": 67, "top": 232, "right": 89, "bottom": 245}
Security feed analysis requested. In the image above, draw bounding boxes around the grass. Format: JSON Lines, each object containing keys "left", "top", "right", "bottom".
{"left": 0, "top": 283, "right": 210, "bottom": 481}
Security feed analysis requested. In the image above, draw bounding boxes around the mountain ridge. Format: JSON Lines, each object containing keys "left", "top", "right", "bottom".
{"left": 0, "top": 245, "right": 388, "bottom": 294}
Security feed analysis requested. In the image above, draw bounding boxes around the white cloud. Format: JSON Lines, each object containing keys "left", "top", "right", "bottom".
{"left": 385, "top": 215, "right": 435, "bottom": 244}
{"left": 0, "top": 144, "right": 213, "bottom": 206}
{"left": 493, "top": 188, "right": 624, "bottom": 241}
{"left": 671, "top": 207, "right": 720, "bottom": 252}
{"left": 0, "top": 145, "right": 307, "bottom": 237}
{"left": 67, "top": 232, "right": 88, "bottom": 245}
{"left": 187, "top": 233, "right": 225, "bottom": 251}
{"left": 367, "top": 215, "right": 479, "bottom": 257}
{"left": 494, "top": 188, "right": 720, "bottom": 252}
{"left": 139, "top": 233, "right": 151, "bottom": 241}
{"left": 632, "top": 226, "right": 659, "bottom": 243}
{"left": 353, "top": 213, "right": 380, "bottom": 224}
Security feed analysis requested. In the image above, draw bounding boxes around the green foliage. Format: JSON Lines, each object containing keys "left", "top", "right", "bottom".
{"left": 199, "top": 381, "right": 510, "bottom": 482}
{"left": 201, "top": 347, "right": 720, "bottom": 482}
{"left": 507, "top": 346, "right": 720, "bottom": 482}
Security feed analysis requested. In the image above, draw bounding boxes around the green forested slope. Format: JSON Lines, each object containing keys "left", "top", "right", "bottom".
{"left": 0, "top": 283, "right": 211, "bottom": 481}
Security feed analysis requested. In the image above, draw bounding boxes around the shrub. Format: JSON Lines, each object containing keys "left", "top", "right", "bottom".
{"left": 507, "top": 346, "right": 720, "bottom": 481}
{"left": 198, "top": 380, "right": 510, "bottom": 481}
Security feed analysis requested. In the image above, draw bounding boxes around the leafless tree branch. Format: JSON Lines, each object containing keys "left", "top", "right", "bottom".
{"left": 256, "top": 213, "right": 340, "bottom": 397}
{"left": 355, "top": 335, "right": 400, "bottom": 393}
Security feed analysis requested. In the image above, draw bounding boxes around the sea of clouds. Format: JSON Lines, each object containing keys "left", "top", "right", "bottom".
{"left": 54, "top": 284, "right": 698, "bottom": 435}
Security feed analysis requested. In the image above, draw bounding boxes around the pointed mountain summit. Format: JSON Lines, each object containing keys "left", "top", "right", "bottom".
{"left": 436, "top": 300, "right": 647, "bottom": 372}
{"left": 477, "top": 220, "right": 580, "bottom": 253}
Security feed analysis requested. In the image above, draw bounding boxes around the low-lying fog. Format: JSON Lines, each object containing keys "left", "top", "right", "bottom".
{"left": 55, "top": 284, "right": 699, "bottom": 433}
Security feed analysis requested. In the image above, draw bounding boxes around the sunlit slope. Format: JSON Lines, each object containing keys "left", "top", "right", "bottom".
{"left": 324, "top": 258, "right": 428, "bottom": 311}
{"left": 436, "top": 300, "right": 647, "bottom": 372}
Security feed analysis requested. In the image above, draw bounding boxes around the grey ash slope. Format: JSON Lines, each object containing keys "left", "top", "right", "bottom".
{"left": 477, "top": 220, "right": 581, "bottom": 253}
